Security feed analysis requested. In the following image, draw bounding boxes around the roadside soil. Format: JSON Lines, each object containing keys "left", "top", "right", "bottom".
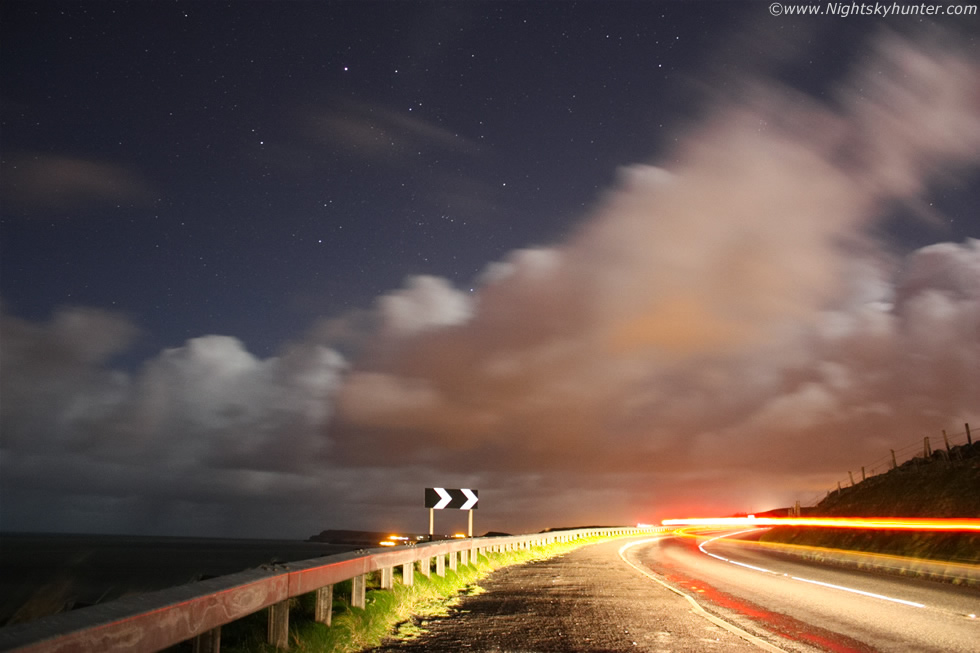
{"left": 369, "top": 537, "right": 764, "bottom": 652}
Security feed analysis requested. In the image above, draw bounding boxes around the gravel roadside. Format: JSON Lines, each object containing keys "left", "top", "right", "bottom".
{"left": 369, "top": 537, "right": 766, "bottom": 652}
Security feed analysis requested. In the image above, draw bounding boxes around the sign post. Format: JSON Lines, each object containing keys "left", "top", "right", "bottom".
{"left": 425, "top": 487, "right": 479, "bottom": 537}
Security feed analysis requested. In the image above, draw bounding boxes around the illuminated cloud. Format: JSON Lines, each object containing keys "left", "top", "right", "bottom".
{"left": 1, "top": 32, "right": 978, "bottom": 536}
{"left": 309, "top": 100, "right": 479, "bottom": 162}
{"left": 0, "top": 154, "right": 154, "bottom": 214}
{"left": 377, "top": 275, "right": 474, "bottom": 338}
{"left": 0, "top": 313, "right": 348, "bottom": 536}
{"left": 328, "top": 32, "right": 980, "bottom": 522}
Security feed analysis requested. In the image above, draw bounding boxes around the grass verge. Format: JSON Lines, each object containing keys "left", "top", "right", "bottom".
{"left": 759, "top": 527, "right": 980, "bottom": 565}
{"left": 217, "top": 536, "right": 610, "bottom": 652}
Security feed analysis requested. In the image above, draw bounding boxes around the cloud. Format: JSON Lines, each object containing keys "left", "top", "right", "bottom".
{"left": 377, "top": 275, "right": 474, "bottom": 338}
{"left": 327, "top": 31, "right": 980, "bottom": 523}
{"left": 841, "top": 31, "right": 980, "bottom": 198}
{"left": 2, "top": 31, "right": 978, "bottom": 536}
{"left": 0, "top": 311, "right": 348, "bottom": 537}
{"left": 0, "top": 153, "right": 154, "bottom": 214}
{"left": 308, "top": 100, "right": 479, "bottom": 163}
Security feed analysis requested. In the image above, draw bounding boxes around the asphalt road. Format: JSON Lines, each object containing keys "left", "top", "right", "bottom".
{"left": 374, "top": 537, "right": 766, "bottom": 652}
{"left": 375, "top": 532, "right": 979, "bottom": 652}
{"left": 623, "top": 529, "right": 980, "bottom": 652}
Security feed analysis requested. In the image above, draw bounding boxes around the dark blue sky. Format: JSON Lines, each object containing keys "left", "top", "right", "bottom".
{"left": 9, "top": 1, "right": 971, "bottom": 362}
{"left": 3, "top": 1, "right": 719, "bottom": 359}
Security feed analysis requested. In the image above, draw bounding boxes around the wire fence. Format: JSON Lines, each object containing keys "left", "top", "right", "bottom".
{"left": 810, "top": 423, "right": 975, "bottom": 507}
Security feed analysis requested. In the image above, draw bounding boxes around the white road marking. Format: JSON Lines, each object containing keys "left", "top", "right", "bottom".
{"left": 700, "top": 530, "right": 926, "bottom": 609}
{"left": 619, "top": 538, "right": 789, "bottom": 653}
{"left": 788, "top": 576, "right": 925, "bottom": 608}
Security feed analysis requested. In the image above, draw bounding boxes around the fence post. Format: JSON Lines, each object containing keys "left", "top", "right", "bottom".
{"left": 924, "top": 436, "right": 931, "bottom": 457}
{"left": 861, "top": 466, "right": 866, "bottom": 481}
{"left": 192, "top": 627, "right": 221, "bottom": 653}
{"left": 381, "top": 566, "right": 394, "bottom": 590}
{"left": 352, "top": 574, "right": 366, "bottom": 608}
{"left": 967, "top": 423, "right": 973, "bottom": 445}
{"left": 314, "top": 585, "right": 333, "bottom": 625}
{"left": 891, "top": 449, "right": 897, "bottom": 469}
{"left": 943, "top": 430, "right": 951, "bottom": 452}
{"left": 848, "top": 471, "right": 855, "bottom": 486}
{"left": 267, "top": 601, "right": 289, "bottom": 649}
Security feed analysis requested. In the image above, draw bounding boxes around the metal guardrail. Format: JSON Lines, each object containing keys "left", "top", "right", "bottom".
{"left": 0, "top": 526, "right": 657, "bottom": 652}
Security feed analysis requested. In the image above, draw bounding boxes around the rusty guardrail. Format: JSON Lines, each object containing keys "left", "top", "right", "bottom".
{"left": 0, "top": 526, "right": 657, "bottom": 652}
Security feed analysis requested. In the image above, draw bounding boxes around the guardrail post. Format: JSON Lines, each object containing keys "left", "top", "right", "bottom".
{"left": 402, "top": 562, "right": 414, "bottom": 586}
{"left": 352, "top": 574, "right": 366, "bottom": 608}
{"left": 192, "top": 626, "right": 220, "bottom": 653}
{"left": 436, "top": 553, "right": 446, "bottom": 576}
{"left": 449, "top": 550, "right": 457, "bottom": 571}
{"left": 314, "top": 585, "right": 333, "bottom": 625}
{"left": 267, "top": 601, "right": 289, "bottom": 649}
{"left": 420, "top": 556, "right": 431, "bottom": 577}
{"left": 460, "top": 548, "right": 469, "bottom": 566}
{"left": 381, "top": 566, "right": 394, "bottom": 590}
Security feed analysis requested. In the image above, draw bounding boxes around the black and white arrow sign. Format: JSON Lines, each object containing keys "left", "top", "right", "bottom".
{"left": 424, "top": 487, "right": 479, "bottom": 510}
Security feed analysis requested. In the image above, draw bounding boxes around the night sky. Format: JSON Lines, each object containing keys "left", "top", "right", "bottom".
{"left": 2, "top": 1, "right": 979, "bottom": 539}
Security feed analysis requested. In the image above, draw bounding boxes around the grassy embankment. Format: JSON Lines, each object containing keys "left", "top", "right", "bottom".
{"left": 217, "top": 535, "right": 610, "bottom": 652}
{"left": 761, "top": 441, "right": 980, "bottom": 564}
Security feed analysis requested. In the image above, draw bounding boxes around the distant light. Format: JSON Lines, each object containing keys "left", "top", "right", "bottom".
{"left": 452, "top": 533, "right": 466, "bottom": 538}
{"left": 379, "top": 540, "right": 396, "bottom": 547}
{"left": 661, "top": 516, "right": 980, "bottom": 532}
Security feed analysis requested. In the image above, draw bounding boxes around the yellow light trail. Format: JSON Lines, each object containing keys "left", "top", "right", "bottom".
{"left": 661, "top": 516, "right": 980, "bottom": 531}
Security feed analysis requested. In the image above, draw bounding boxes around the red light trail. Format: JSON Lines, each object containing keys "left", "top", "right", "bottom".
{"left": 661, "top": 516, "right": 980, "bottom": 531}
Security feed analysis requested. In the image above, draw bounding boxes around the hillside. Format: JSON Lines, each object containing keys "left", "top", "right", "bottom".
{"left": 761, "top": 441, "right": 980, "bottom": 564}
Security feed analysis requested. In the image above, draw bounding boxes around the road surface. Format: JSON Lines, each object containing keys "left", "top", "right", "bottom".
{"left": 623, "top": 529, "right": 980, "bottom": 652}
{"left": 376, "top": 532, "right": 980, "bottom": 652}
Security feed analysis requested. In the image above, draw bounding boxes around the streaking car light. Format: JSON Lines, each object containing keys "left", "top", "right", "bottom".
{"left": 661, "top": 516, "right": 980, "bottom": 531}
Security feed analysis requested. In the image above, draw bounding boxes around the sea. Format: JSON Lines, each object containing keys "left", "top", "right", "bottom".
{"left": 0, "top": 532, "right": 359, "bottom": 627}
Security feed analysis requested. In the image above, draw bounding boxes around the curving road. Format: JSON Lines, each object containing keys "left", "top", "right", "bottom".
{"left": 621, "top": 529, "right": 980, "bottom": 652}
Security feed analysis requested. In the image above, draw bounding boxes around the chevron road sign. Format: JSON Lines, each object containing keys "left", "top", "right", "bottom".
{"left": 425, "top": 487, "right": 479, "bottom": 510}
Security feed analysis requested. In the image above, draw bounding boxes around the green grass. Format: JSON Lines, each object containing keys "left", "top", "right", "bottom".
{"left": 762, "top": 441, "right": 979, "bottom": 563}
{"left": 217, "top": 536, "right": 610, "bottom": 653}
{"left": 760, "top": 527, "right": 979, "bottom": 565}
